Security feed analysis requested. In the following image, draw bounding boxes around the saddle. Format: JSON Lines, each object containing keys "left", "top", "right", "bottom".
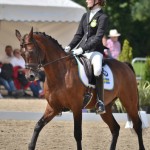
{"left": 79, "top": 56, "right": 105, "bottom": 85}
{"left": 79, "top": 56, "right": 94, "bottom": 84}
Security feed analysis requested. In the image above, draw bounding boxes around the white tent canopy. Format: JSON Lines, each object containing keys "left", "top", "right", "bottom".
{"left": 0, "top": 0, "right": 86, "bottom": 59}
{"left": 0, "top": 0, "right": 86, "bottom": 22}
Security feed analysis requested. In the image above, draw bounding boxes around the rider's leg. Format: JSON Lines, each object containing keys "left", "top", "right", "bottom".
{"left": 91, "top": 52, "right": 105, "bottom": 114}
{"left": 95, "top": 74, "right": 105, "bottom": 114}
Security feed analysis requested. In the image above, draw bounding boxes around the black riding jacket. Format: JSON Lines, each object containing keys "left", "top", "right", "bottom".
{"left": 69, "top": 9, "right": 108, "bottom": 54}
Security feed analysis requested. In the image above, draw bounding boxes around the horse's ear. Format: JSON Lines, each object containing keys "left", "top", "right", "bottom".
{"left": 28, "top": 27, "right": 33, "bottom": 39}
{"left": 15, "top": 30, "right": 22, "bottom": 41}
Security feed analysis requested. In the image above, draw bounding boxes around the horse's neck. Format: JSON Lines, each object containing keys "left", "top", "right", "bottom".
{"left": 43, "top": 44, "right": 67, "bottom": 86}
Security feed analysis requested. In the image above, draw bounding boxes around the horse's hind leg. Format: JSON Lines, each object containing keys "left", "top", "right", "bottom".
{"left": 101, "top": 104, "right": 120, "bottom": 150}
{"left": 132, "top": 116, "right": 145, "bottom": 150}
{"left": 122, "top": 102, "right": 145, "bottom": 150}
{"left": 73, "top": 109, "right": 82, "bottom": 150}
{"left": 28, "top": 104, "right": 57, "bottom": 150}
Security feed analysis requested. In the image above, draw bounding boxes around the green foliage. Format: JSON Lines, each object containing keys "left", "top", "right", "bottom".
{"left": 72, "top": 0, "right": 86, "bottom": 8}
{"left": 138, "top": 81, "right": 150, "bottom": 106}
{"left": 114, "top": 99, "right": 126, "bottom": 113}
{"left": 132, "top": 0, "right": 150, "bottom": 21}
{"left": 144, "top": 57, "right": 150, "bottom": 82}
{"left": 118, "top": 39, "right": 133, "bottom": 63}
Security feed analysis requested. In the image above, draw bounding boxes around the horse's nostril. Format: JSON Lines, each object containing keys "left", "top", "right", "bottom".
{"left": 30, "top": 74, "right": 34, "bottom": 78}
{"left": 29, "top": 75, "right": 35, "bottom": 81}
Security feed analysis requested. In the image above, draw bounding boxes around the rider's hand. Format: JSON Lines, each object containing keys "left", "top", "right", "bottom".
{"left": 72, "top": 47, "right": 83, "bottom": 55}
{"left": 64, "top": 46, "right": 71, "bottom": 53}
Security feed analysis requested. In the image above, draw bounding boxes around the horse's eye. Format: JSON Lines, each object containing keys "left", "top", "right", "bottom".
{"left": 26, "top": 45, "right": 33, "bottom": 50}
{"left": 22, "top": 48, "right": 26, "bottom": 52}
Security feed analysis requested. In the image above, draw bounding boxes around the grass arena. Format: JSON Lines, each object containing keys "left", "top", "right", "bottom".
{"left": 0, "top": 99, "right": 150, "bottom": 150}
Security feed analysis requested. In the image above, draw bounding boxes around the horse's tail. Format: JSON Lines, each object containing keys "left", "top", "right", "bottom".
{"left": 124, "top": 62, "right": 146, "bottom": 128}
{"left": 124, "top": 62, "right": 143, "bottom": 126}
{"left": 124, "top": 62, "right": 140, "bottom": 109}
{"left": 124, "top": 61, "right": 135, "bottom": 74}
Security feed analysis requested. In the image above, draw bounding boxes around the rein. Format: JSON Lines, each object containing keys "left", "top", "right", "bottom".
{"left": 40, "top": 55, "right": 71, "bottom": 67}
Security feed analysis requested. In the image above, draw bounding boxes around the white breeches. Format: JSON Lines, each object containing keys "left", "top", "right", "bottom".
{"left": 83, "top": 51, "right": 103, "bottom": 76}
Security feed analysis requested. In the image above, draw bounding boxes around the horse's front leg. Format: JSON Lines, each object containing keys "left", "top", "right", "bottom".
{"left": 73, "top": 109, "right": 82, "bottom": 150}
{"left": 100, "top": 104, "right": 120, "bottom": 150}
{"left": 28, "top": 104, "right": 57, "bottom": 150}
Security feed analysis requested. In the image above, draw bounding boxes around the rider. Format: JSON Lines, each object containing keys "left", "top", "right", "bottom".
{"left": 65, "top": 0, "right": 108, "bottom": 114}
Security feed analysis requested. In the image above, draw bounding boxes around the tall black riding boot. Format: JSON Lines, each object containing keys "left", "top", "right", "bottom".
{"left": 95, "top": 74, "right": 105, "bottom": 114}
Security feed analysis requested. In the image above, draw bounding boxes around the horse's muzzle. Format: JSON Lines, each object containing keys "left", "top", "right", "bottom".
{"left": 26, "top": 71, "right": 36, "bottom": 81}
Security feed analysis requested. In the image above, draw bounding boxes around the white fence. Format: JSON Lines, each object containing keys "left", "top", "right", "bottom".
{"left": 132, "top": 57, "right": 147, "bottom": 80}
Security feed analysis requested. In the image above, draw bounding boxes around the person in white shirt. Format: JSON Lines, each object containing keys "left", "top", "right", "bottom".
{"left": 11, "top": 49, "right": 25, "bottom": 68}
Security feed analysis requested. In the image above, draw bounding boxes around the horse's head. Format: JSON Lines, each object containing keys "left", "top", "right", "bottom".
{"left": 16, "top": 27, "right": 45, "bottom": 81}
{"left": 16, "top": 27, "right": 69, "bottom": 81}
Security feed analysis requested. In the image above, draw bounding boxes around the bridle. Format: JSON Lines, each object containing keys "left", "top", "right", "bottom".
{"left": 21, "top": 37, "right": 71, "bottom": 74}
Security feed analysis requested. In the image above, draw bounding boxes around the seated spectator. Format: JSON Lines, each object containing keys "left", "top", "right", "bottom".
{"left": 0, "top": 62, "right": 23, "bottom": 97}
{"left": 12, "top": 49, "right": 30, "bottom": 91}
{"left": 38, "top": 70, "right": 45, "bottom": 83}
{"left": 1, "top": 45, "right": 15, "bottom": 64}
{"left": 38, "top": 70, "right": 45, "bottom": 98}
{"left": 12, "top": 49, "right": 44, "bottom": 98}
{"left": 11, "top": 48, "right": 25, "bottom": 68}
{"left": 30, "top": 80, "right": 44, "bottom": 98}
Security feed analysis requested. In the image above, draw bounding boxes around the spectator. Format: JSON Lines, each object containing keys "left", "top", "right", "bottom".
{"left": 11, "top": 48, "right": 25, "bottom": 68}
{"left": 0, "top": 62, "right": 23, "bottom": 97}
{"left": 11, "top": 49, "right": 30, "bottom": 90}
{"left": 1, "top": 45, "right": 14, "bottom": 64}
{"left": 12, "top": 49, "right": 44, "bottom": 98}
{"left": 38, "top": 70, "right": 45, "bottom": 83}
{"left": 106, "top": 29, "right": 121, "bottom": 59}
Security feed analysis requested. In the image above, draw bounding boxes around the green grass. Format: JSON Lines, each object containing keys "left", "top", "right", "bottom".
{"left": 132, "top": 62, "right": 146, "bottom": 79}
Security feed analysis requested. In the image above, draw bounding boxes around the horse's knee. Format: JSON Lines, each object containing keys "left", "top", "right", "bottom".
{"left": 34, "top": 118, "right": 46, "bottom": 132}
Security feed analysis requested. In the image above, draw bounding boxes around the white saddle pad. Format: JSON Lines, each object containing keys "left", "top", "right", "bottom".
{"left": 75, "top": 57, "right": 114, "bottom": 90}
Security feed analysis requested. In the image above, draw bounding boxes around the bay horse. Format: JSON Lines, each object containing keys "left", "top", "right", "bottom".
{"left": 16, "top": 28, "right": 145, "bottom": 150}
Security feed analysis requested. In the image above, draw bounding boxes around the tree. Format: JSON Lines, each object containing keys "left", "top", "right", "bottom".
{"left": 118, "top": 39, "right": 133, "bottom": 63}
{"left": 131, "top": 0, "right": 150, "bottom": 21}
{"left": 73, "top": 0, "right": 86, "bottom": 8}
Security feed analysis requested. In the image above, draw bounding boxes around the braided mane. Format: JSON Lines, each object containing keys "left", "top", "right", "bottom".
{"left": 34, "top": 32, "right": 64, "bottom": 50}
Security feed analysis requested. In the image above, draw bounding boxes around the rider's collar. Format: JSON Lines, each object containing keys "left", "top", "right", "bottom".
{"left": 90, "top": 7, "right": 101, "bottom": 14}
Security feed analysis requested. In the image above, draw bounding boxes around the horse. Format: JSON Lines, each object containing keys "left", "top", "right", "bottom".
{"left": 15, "top": 28, "right": 145, "bottom": 150}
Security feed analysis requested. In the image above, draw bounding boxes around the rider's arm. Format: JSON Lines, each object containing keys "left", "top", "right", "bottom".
{"left": 68, "top": 13, "right": 86, "bottom": 49}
